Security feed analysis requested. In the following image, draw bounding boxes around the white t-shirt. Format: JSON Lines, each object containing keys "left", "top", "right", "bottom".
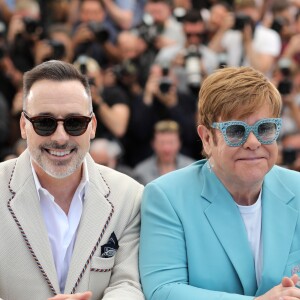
{"left": 236, "top": 191, "right": 263, "bottom": 286}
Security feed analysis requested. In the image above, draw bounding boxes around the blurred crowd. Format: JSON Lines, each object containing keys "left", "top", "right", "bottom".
{"left": 2, "top": 0, "right": 300, "bottom": 181}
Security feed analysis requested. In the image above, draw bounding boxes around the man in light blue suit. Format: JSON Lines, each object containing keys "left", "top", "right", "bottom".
{"left": 139, "top": 66, "right": 300, "bottom": 300}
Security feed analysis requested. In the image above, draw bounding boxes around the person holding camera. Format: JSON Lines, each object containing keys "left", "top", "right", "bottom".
{"left": 145, "top": 0, "right": 185, "bottom": 54}
{"left": 6, "top": 0, "right": 42, "bottom": 72}
{"left": 280, "top": 131, "right": 300, "bottom": 171}
{"left": 73, "top": 55, "right": 130, "bottom": 143}
{"left": 71, "top": 0, "right": 117, "bottom": 68}
{"left": 122, "top": 63, "right": 201, "bottom": 168}
{"left": 34, "top": 24, "right": 74, "bottom": 65}
{"left": 207, "top": 0, "right": 281, "bottom": 76}
{"left": 171, "top": 9, "right": 218, "bottom": 96}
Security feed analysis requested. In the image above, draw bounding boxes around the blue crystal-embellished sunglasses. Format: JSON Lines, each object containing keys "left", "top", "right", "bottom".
{"left": 211, "top": 118, "right": 282, "bottom": 147}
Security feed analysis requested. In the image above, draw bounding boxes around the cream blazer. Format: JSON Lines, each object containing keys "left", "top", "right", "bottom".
{"left": 0, "top": 150, "right": 144, "bottom": 300}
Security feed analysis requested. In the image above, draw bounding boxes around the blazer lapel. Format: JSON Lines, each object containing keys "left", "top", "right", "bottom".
{"left": 202, "top": 163, "right": 257, "bottom": 295}
{"left": 8, "top": 150, "right": 60, "bottom": 295}
{"left": 64, "top": 155, "right": 114, "bottom": 294}
{"left": 257, "top": 170, "right": 297, "bottom": 295}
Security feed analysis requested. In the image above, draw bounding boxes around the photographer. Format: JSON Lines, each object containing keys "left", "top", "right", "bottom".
{"left": 74, "top": 55, "right": 130, "bottom": 141}
{"left": 280, "top": 131, "right": 300, "bottom": 171}
{"left": 207, "top": 0, "right": 281, "bottom": 76}
{"left": 171, "top": 9, "right": 218, "bottom": 96}
{"left": 71, "top": 0, "right": 118, "bottom": 68}
{"left": 6, "top": 0, "right": 42, "bottom": 72}
{"left": 123, "top": 63, "right": 201, "bottom": 167}
{"left": 145, "top": 0, "right": 185, "bottom": 56}
{"left": 275, "top": 62, "right": 300, "bottom": 136}
{"left": 33, "top": 24, "right": 74, "bottom": 65}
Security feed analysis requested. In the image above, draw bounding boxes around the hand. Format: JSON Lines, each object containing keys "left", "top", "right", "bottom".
{"left": 255, "top": 274, "right": 300, "bottom": 300}
{"left": 7, "top": 14, "right": 25, "bottom": 44}
{"left": 48, "top": 291, "right": 92, "bottom": 300}
{"left": 34, "top": 40, "right": 53, "bottom": 65}
{"left": 155, "top": 85, "right": 178, "bottom": 108}
{"left": 72, "top": 23, "right": 94, "bottom": 48}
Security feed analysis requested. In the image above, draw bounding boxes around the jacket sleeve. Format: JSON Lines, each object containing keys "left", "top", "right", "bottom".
{"left": 101, "top": 184, "right": 145, "bottom": 300}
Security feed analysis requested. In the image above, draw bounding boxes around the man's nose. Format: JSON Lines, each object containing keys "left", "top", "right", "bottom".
{"left": 50, "top": 122, "right": 69, "bottom": 143}
{"left": 243, "top": 131, "right": 261, "bottom": 150}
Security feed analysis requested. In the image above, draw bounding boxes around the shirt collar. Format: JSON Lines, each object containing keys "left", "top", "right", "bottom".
{"left": 30, "top": 158, "right": 90, "bottom": 201}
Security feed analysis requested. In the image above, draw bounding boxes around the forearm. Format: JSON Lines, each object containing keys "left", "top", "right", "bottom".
{"left": 208, "top": 30, "right": 227, "bottom": 53}
{"left": 244, "top": 42, "right": 274, "bottom": 74}
{"left": 101, "top": 0, "right": 133, "bottom": 30}
{"left": 96, "top": 104, "right": 129, "bottom": 137}
{"left": 0, "top": 0, "right": 13, "bottom": 23}
{"left": 103, "top": 185, "right": 144, "bottom": 299}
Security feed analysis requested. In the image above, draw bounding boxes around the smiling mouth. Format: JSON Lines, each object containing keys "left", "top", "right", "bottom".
{"left": 44, "top": 149, "right": 75, "bottom": 157}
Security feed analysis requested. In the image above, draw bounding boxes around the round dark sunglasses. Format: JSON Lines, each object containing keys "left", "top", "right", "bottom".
{"left": 23, "top": 111, "right": 93, "bottom": 136}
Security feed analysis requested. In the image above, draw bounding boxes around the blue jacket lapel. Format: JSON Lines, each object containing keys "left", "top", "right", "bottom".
{"left": 202, "top": 162, "right": 257, "bottom": 295}
{"left": 257, "top": 168, "right": 297, "bottom": 295}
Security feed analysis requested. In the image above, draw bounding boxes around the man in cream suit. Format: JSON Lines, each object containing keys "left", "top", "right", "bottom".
{"left": 0, "top": 60, "right": 144, "bottom": 300}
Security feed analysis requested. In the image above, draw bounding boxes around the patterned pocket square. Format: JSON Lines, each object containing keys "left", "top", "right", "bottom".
{"left": 101, "top": 232, "right": 119, "bottom": 258}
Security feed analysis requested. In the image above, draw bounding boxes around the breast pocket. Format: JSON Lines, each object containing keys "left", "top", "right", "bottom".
{"left": 284, "top": 249, "right": 300, "bottom": 277}
{"left": 88, "top": 255, "right": 115, "bottom": 299}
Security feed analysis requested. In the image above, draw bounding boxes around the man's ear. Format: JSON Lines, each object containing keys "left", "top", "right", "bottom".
{"left": 197, "top": 125, "right": 213, "bottom": 157}
{"left": 90, "top": 113, "right": 97, "bottom": 140}
{"left": 20, "top": 113, "right": 27, "bottom": 139}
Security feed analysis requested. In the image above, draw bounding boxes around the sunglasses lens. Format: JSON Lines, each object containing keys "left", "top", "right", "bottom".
{"left": 65, "top": 117, "right": 89, "bottom": 136}
{"left": 33, "top": 117, "right": 57, "bottom": 136}
{"left": 226, "top": 124, "right": 245, "bottom": 144}
{"left": 258, "top": 122, "right": 277, "bottom": 142}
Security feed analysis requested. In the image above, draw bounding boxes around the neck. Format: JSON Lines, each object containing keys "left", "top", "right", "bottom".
{"left": 228, "top": 184, "right": 261, "bottom": 206}
{"left": 157, "top": 159, "right": 176, "bottom": 175}
{"left": 34, "top": 163, "right": 82, "bottom": 214}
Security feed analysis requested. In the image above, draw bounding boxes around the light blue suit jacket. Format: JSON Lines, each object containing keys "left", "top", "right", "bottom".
{"left": 139, "top": 159, "right": 300, "bottom": 300}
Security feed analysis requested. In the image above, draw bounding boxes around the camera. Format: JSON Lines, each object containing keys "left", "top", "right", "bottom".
{"left": 278, "top": 79, "right": 293, "bottom": 95}
{"left": 158, "top": 65, "right": 172, "bottom": 94}
{"left": 47, "top": 40, "right": 65, "bottom": 60}
{"left": 278, "top": 58, "right": 293, "bottom": 95}
{"left": 134, "top": 14, "right": 164, "bottom": 46}
{"left": 282, "top": 148, "right": 298, "bottom": 165}
{"left": 88, "top": 22, "right": 110, "bottom": 43}
{"left": 233, "top": 14, "right": 253, "bottom": 31}
{"left": 113, "top": 60, "right": 138, "bottom": 80}
{"left": 185, "top": 45, "right": 202, "bottom": 92}
{"left": 0, "top": 44, "right": 6, "bottom": 60}
{"left": 173, "top": 7, "right": 187, "bottom": 22}
{"left": 0, "top": 21, "right": 6, "bottom": 38}
{"left": 271, "top": 17, "right": 286, "bottom": 34}
{"left": 77, "top": 55, "right": 96, "bottom": 86}
{"left": 23, "top": 17, "right": 40, "bottom": 34}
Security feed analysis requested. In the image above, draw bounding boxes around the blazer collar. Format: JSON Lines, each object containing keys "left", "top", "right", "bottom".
{"left": 8, "top": 150, "right": 60, "bottom": 294}
{"left": 8, "top": 150, "right": 114, "bottom": 295}
{"left": 257, "top": 167, "right": 297, "bottom": 295}
{"left": 201, "top": 161, "right": 257, "bottom": 295}
{"left": 201, "top": 163, "right": 298, "bottom": 296}
{"left": 64, "top": 153, "right": 114, "bottom": 294}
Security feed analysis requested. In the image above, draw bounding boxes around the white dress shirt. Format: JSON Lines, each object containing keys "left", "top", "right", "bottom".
{"left": 31, "top": 159, "right": 89, "bottom": 293}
